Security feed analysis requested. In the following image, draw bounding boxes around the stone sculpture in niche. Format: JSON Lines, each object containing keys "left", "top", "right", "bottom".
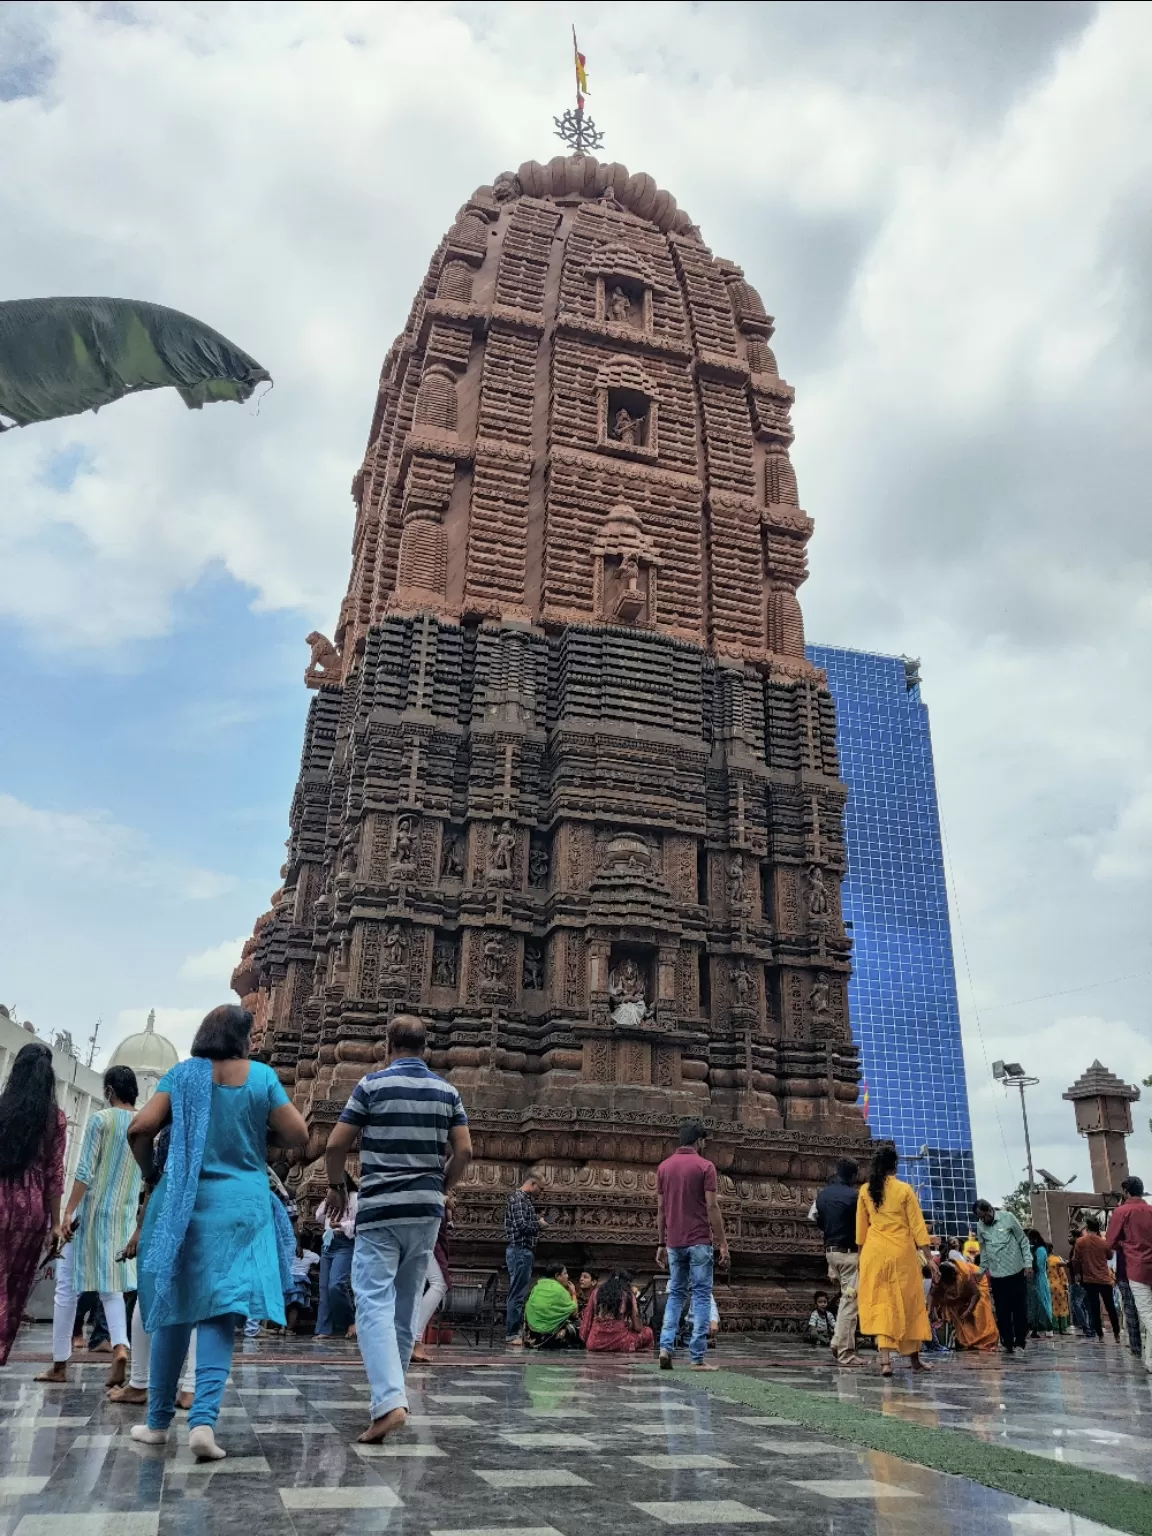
{"left": 489, "top": 820, "right": 516, "bottom": 884}
{"left": 441, "top": 831, "right": 466, "bottom": 881}
{"left": 807, "top": 864, "right": 829, "bottom": 917}
{"left": 482, "top": 932, "right": 509, "bottom": 983}
{"left": 728, "top": 853, "right": 749, "bottom": 909}
{"left": 609, "top": 957, "right": 654, "bottom": 1028}
{"left": 523, "top": 944, "right": 544, "bottom": 991}
{"left": 811, "top": 972, "right": 832, "bottom": 1020}
{"left": 382, "top": 924, "right": 407, "bottom": 977}
{"left": 390, "top": 815, "right": 416, "bottom": 876}
{"left": 613, "top": 405, "right": 641, "bottom": 447}
{"left": 608, "top": 286, "right": 631, "bottom": 322}
{"left": 732, "top": 961, "right": 754, "bottom": 1008}
{"left": 529, "top": 842, "right": 550, "bottom": 888}
{"left": 432, "top": 940, "right": 458, "bottom": 989}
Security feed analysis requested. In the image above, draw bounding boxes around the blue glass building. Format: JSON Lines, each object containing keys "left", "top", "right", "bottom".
{"left": 807, "top": 645, "right": 976, "bottom": 1236}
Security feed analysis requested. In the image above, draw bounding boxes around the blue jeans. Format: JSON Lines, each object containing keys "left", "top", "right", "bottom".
{"left": 352, "top": 1217, "right": 440, "bottom": 1420}
{"left": 148, "top": 1313, "right": 237, "bottom": 1431}
{"left": 505, "top": 1245, "right": 534, "bottom": 1339}
{"left": 317, "top": 1234, "right": 356, "bottom": 1335}
{"left": 660, "top": 1244, "right": 713, "bottom": 1363}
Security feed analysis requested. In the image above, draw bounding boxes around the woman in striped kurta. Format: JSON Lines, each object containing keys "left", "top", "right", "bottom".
{"left": 36, "top": 1066, "right": 142, "bottom": 1386}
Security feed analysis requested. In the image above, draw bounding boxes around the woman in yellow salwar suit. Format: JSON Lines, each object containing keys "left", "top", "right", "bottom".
{"left": 856, "top": 1146, "right": 934, "bottom": 1376}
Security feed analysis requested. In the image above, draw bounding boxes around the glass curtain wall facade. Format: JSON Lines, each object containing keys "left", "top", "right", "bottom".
{"left": 807, "top": 645, "right": 976, "bottom": 1235}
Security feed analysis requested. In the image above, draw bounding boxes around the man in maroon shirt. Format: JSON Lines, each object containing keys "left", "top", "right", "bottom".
{"left": 656, "top": 1120, "right": 729, "bottom": 1370}
{"left": 1107, "top": 1175, "right": 1152, "bottom": 1372}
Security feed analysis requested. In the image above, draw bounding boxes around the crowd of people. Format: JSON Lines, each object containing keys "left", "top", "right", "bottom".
{"left": 807, "top": 1155, "right": 1152, "bottom": 1371}
{"left": 2, "top": 1005, "right": 1151, "bottom": 1460}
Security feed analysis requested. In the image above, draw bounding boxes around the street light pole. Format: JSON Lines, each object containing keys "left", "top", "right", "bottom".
{"left": 993, "top": 1060, "right": 1040, "bottom": 1192}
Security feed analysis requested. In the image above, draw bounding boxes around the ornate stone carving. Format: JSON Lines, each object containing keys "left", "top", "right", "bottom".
{"left": 608, "top": 957, "right": 654, "bottom": 1028}
{"left": 235, "top": 153, "right": 866, "bottom": 1319}
{"left": 390, "top": 814, "right": 417, "bottom": 878}
{"left": 304, "top": 631, "right": 341, "bottom": 688}
{"left": 488, "top": 820, "right": 516, "bottom": 885}
{"left": 523, "top": 942, "right": 544, "bottom": 991}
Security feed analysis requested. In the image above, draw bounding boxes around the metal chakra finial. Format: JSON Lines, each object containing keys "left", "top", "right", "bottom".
{"left": 554, "top": 26, "right": 605, "bottom": 156}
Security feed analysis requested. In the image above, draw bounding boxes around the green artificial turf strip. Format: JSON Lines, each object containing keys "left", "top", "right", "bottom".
{"left": 654, "top": 1366, "right": 1152, "bottom": 1535}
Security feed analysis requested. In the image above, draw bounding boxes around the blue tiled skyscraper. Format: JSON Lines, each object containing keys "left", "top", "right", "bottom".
{"left": 807, "top": 645, "right": 976, "bottom": 1236}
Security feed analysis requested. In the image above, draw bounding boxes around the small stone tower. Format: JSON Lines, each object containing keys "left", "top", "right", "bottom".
{"left": 1063, "top": 1061, "right": 1141, "bottom": 1195}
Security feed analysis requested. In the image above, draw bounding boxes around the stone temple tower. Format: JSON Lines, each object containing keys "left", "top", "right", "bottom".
{"left": 233, "top": 154, "right": 867, "bottom": 1325}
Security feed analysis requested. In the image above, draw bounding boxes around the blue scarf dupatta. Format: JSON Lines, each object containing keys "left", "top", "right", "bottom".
{"left": 140, "top": 1057, "right": 295, "bottom": 1329}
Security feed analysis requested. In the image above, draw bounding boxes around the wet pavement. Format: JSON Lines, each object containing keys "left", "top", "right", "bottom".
{"left": 1, "top": 1328, "right": 1149, "bottom": 1535}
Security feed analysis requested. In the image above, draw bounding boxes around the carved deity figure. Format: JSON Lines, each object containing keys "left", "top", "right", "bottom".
{"left": 529, "top": 844, "right": 550, "bottom": 888}
{"left": 613, "top": 405, "right": 640, "bottom": 447}
{"left": 732, "top": 962, "right": 754, "bottom": 1007}
{"left": 489, "top": 819, "right": 516, "bottom": 881}
{"left": 620, "top": 550, "right": 641, "bottom": 594}
{"left": 609, "top": 957, "right": 653, "bottom": 1028}
{"left": 482, "top": 932, "right": 508, "bottom": 982}
{"left": 608, "top": 285, "right": 631, "bottom": 322}
{"left": 441, "top": 832, "right": 465, "bottom": 881}
{"left": 807, "top": 864, "right": 829, "bottom": 917}
{"left": 383, "top": 924, "right": 408, "bottom": 976}
{"left": 727, "top": 853, "right": 749, "bottom": 908}
{"left": 391, "top": 815, "right": 416, "bottom": 872}
{"left": 432, "top": 942, "right": 458, "bottom": 989}
{"left": 523, "top": 944, "right": 544, "bottom": 991}
{"left": 811, "top": 972, "right": 833, "bottom": 1018}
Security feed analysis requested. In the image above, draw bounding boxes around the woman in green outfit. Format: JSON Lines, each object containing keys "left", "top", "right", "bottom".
{"left": 524, "top": 1262, "right": 581, "bottom": 1349}
{"left": 36, "top": 1066, "right": 141, "bottom": 1386}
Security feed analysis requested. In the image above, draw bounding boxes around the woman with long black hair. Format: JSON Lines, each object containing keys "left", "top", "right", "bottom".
{"left": 856, "top": 1145, "right": 934, "bottom": 1377}
{"left": 0, "top": 1041, "right": 66, "bottom": 1365}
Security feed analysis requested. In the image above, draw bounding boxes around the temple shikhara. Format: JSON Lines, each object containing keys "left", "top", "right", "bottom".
{"left": 233, "top": 153, "right": 868, "bottom": 1325}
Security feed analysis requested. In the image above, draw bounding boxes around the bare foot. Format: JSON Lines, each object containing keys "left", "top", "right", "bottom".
{"left": 357, "top": 1407, "right": 408, "bottom": 1444}
{"left": 689, "top": 1361, "right": 719, "bottom": 1371}
{"left": 880, "top": 1365, "right": 893, "bottom": 1377}
{"left": 347, "top": 1324, "right": 357, "bottom": 1340}
{"left": 410, "top": 1347, "right": 432, "bottom": 1364}
{"left": 91, "top": 1341, "right": 113, "bottom": 1354}
{"left": 909, "top": 1360, "right": 933, "bottom": 1372}
{"left": 659, "top": 1351, "right": 673, "bottom": 1371}
{"left": 107, "top": 1385, "right": 148, "bottom": 1405}
{"left": 34, "top": 1365, "right": 69, "bottom": 1384}
{"left": 106, "top": 1344, "right": 129, "bottom": 1387}
{"left": 837, "top": 1355, "right": 866, "bottom": 1368}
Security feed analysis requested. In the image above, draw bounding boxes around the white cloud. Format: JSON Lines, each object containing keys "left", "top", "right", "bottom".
{"left": 178, "top": 936, "right": 246, "bottom": 986}
{"left": 2, "top": 1, "right": 1151, "bottom": 1200}
{"left": 0, "top": 792, "right": 236, "bottom": 901}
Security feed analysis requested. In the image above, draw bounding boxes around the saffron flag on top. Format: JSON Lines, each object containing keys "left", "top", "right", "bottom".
{"left": 573, "top": 27, "right": 588, "bottom": 109}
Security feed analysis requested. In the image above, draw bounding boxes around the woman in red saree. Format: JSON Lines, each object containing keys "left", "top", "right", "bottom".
{"left": 0, "top": 1042, "right": 65, "bottom": 1365}
{"left": 581, "top": 1271, "right": 653, "bottom": 1353}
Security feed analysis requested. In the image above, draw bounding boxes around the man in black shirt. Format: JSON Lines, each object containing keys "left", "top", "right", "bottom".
{"left": 504, "top": 1174, "right": 545, "bottom": 1345}
{"left": 812, "top": 1158, "right": 863, "bottom": 1366}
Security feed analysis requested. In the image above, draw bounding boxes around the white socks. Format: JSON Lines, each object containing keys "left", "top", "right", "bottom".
{"left": 188, "top": 1425, "right": 226, "bottom": 1461}
{"left": 130, "top": 1426, "right": 167, "bottom": 1445}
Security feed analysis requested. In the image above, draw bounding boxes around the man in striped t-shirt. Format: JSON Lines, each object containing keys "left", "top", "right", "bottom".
{"left": 323, "top": 1015, "right": 471, "bottom": 1442}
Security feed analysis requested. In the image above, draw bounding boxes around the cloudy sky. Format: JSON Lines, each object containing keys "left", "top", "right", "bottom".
{"left": 2, "top": 0, "right": 1150, "bottom": 1199}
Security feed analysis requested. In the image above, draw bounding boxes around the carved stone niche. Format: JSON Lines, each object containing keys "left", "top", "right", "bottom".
{"left": 431, "top": 933, "right": 460, "bottom": 995}
{"left": 592, "top": 501, "right": 660, "bottom": 627}
{"left": 440, "top": 824, "right": 467, "bottom": 883}
{"left": 595, "top": 356, "right": 659, "bottom": 460}
{"left": 607, "top": 944, "right": 656, "bottom": 1030}
{"left": 584, "top": 241, "right": 657, "bottom": 334}
{"left": 528, "top": 834, "right": 550, "bottom": 890}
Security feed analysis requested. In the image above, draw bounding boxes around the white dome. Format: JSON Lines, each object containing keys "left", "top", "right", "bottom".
{"left": 108, "top": 1010, "right": 179, "bottom": 1077}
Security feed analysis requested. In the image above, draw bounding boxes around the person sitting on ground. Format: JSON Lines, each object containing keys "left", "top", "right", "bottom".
{"left": 285, "top": 1240, "right": 321, "bottom": 1333}
{"left": 581, "top": 1269, "right": 655, "bottom": 1353}
{"left": 524, "top": 1262, "right": 582, "bottom": 1349}
{"left": 576, "top": 1269, "right": 597, "bottom": 1314}
{"left": 805, "top": 1290, "right": 836, "bottom": 1348}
